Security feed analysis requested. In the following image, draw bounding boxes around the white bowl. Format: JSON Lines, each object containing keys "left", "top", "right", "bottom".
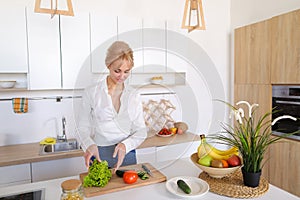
{"left": 190, "top": 153, "right": 242, "bottom": 178}
{"left": 150, "top": 79, "right": 163, "bottom": 84}
{"left": 0, "top": 81, "right": 16, "bottom": 89}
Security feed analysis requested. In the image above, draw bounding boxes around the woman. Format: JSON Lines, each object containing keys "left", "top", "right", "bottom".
{"left": 77, "top": 41, "right": 147, "bottom": 172}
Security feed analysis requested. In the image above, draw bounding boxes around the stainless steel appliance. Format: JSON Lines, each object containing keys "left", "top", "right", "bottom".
{"left": 272, "top": 85, "right": 300, "bottom": 141}
{"left": 0, "top": 188, "right": 45, "bottom": 200}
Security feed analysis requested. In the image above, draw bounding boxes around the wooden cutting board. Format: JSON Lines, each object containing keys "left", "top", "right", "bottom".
{"left": 79, "top": 163, "right": 166, "bottom": 197}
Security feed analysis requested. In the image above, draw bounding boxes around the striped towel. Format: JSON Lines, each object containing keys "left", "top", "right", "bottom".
{"left": 12, "top": 98, "right": 28, "bottom": 113}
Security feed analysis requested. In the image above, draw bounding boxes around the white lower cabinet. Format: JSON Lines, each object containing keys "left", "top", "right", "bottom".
{"left": 137, "top": 142, "right": 200, "bottom": 164}
{"left": 31, "top": 157, "right": 87, "bottom": 182}
{"left": 0, "top": 164, "right": 31, "bottom": 187}
{"left": 136, "top": 147, "right": 156, "bottom": 164}
{"left": 156, "top": 141, "right": 200, "bottom": 163}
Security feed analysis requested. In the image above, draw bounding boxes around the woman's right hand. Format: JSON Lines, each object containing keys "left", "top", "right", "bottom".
{"left": 84, "top": 144, "right": 101, "bottom": 169}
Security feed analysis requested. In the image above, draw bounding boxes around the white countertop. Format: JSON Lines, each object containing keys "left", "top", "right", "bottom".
{"left": 0, "top": 157, "right": 299, "bottom": 200}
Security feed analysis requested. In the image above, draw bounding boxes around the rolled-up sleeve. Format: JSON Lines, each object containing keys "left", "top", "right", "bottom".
{"left": 122, "top": 92, "right": 147, "bottom": 154}
{"left": 76, "top": 88, "right": 96, "bottom": 152}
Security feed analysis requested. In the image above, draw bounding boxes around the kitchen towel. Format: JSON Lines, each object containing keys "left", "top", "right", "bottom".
{"left": 12, "top": 98, "right": 28, "bottom": 113}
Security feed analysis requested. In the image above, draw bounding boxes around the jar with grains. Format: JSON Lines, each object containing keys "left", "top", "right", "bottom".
{"left": 60, "top": 179, "right": 84, "bottom": 200}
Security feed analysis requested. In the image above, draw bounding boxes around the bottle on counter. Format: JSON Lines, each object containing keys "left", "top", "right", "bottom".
{"left": 60, "top": 179, "right": 84, "bottom": 200}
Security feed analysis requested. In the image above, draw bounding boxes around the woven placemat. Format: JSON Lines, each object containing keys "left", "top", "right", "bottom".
{"left": 199, "top": 169, "right": 269, "bottom": 198}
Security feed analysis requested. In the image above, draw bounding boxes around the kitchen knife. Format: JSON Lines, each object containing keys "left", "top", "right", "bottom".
{"left": 142, "top": 164, "right": 153, "bottom": 177}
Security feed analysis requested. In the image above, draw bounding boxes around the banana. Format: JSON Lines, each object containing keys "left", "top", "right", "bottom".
{"left": 197, "top": 142, "right": 208, "bottom": 159}
{"left": 206, "top": 143, "right": 239, "bottom": 156}
{"left": 198, "top": 134, "right": 239, "bottom": 160}
{"left": 204, "top": 144, "right": 234, "bottom": 160}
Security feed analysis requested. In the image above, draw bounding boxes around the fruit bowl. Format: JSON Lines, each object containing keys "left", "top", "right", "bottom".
{"left": 190, "top": 153, "right": 242, "bottom": 178}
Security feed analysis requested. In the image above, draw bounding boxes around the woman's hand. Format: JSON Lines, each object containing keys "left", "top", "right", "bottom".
{"left": 113, "top": 143, "right": 126, "bottom": 173}
{"left": 84, "top": 144, "right": 101, "bottom": 169}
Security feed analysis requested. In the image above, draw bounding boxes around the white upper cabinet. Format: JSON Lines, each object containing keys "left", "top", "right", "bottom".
{"left": 28, "top": 5, "right": 91, "bottom": 90}
{"left": 90, "top": 13, "right": 117, "bottom": 73}
{"left": 90, "top": 15, "right": 143, "bottom": 74}
{"left": 60, "top": 12, "right": 91, "bottom": 89}
{"left": 0, "top": 4, "right": 28, "bottom": 73}
{"left": 142, "top": 18, "right": 166, "bottom": 73}
{"left": 26, "top": 9, "right": 61, "bottom": 90}
{"left": 118, "top": 16, "right": 143, "bottom": 48}
{"left": 117, "top": 16, "right": 143, "bottom": 73}
{"left": 166, "top": 19, "right": 189, "bottom": 73}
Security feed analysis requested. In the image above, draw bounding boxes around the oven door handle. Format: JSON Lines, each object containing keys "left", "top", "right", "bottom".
{"left": 275, "top": 100, "right": 300, "bottom": 105}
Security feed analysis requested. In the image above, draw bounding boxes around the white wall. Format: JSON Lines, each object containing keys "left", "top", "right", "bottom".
{"left": 3, "top": 0, "right": 300, "bottom": 147}
{"left": 0, "top": 90, "right": 80, "bottom": 146}
{"left": 230, "top": 0, "right": 300, "bottom": 29}
{"left": 74, "top": 0, "right": 231, "bottom": 134}
{"left": 0, "top": 0, "right": 231, "bottom": 146}
{"left": 2, "top": 0, "right": 299, "bottom": 147}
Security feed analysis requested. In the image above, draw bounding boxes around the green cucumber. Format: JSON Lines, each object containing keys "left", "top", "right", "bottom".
{"left": 116, "top": 170, "right": 149, "bottom": 180}
{"left": 137, "top": 171, "right": 149, "bottom": 180}
{"left": 115, "top": 170, "right": 127, "bottom": 177}
{"left": 177, "top": 179, "right": 191, "bottom": 194}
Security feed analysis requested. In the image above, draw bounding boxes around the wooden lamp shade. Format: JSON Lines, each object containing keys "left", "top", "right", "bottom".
{"left": 34, "top": 0, "right": 74, "bottom": 18}
{"left": 181, "top": 0, "right": 206, "bottom": 32}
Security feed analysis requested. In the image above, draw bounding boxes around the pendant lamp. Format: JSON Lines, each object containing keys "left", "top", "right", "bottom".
{"left": 34, "top": 0, "right": 74, "bottom": 18}
{"left": 181, "top": 0, "right": 206, "bottom": 32}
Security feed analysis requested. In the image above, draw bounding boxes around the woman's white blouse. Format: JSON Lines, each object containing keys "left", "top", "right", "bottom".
{"left": 76, "top": 77, "right": 147, "bottom": 154}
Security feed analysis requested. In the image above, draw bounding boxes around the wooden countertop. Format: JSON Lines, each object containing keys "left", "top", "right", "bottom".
{"left": 0, "top": 132, "right": 198, "bottom": 167}
{"left": 139, "top": 131, "right": 198, "bottom": 148}
{"left": 0, "top": 143, "right": 84, "bottom": 167}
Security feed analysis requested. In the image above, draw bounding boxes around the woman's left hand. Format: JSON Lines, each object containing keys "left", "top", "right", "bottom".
{"left": 113, "top": 143, "right": 126, "bottom": 172}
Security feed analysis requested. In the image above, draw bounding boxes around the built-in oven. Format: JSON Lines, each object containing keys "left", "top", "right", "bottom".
{"left": 272, "top": 86, "right": 300, "bottom": 141}
{"left": 0, "top": 188, "right": 45, "bottom": 200}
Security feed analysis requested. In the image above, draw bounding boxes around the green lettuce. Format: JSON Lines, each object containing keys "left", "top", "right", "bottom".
{"left": 83, "top": 160, "right": 112, "bottom": 187}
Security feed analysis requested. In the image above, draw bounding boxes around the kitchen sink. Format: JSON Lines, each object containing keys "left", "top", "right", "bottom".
{"left": 39, "top": 139, "right": 81, "bottom": 155}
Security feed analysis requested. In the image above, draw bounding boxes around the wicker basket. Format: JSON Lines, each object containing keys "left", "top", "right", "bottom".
{"left": 199, "top": 169, "right": 269, "bottom": 198}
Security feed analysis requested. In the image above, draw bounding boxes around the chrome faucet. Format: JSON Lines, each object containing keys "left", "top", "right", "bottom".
{"left": 57, "top": 117, "right": 67, "bottom": 142}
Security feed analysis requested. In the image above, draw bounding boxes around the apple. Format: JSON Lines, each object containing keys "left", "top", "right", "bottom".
{"left": 198, "top": 155, "right": 213, "bottom": 166}
{"left": 227, "top": 155, "right": 241, "bottom": 167}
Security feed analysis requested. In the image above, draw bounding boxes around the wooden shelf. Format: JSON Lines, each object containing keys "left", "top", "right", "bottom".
{"left": 0, "top": 88, "right": 28, "bottom": 92}
{"left": 92, "top": 72, "right": 186, "bottom": 86}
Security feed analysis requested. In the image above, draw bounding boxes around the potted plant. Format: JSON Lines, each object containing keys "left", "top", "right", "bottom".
{"left": 209, "top": 100, "right": 298, "bottom": 187}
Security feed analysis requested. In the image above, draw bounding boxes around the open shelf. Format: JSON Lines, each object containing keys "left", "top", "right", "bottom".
{"left": 92, "top": 72, "right": 186, "bottom": 86}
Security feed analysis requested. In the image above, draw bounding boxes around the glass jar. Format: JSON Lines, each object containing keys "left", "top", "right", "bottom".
{"left": 60, "top": 179, "right": 84, "bottom": 200}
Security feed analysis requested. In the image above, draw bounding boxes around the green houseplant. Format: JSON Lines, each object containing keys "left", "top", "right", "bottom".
{"left": 209, "top": 100, "right": 298, "bottom": 187}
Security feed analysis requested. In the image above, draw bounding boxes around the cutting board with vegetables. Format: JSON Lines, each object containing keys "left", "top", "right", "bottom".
{"left": 79, "top": 163, "right": 166, "bottom": 197}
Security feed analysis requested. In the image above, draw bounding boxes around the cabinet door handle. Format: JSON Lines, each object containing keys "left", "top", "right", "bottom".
{"left": 275, "top": 100, "right": 300, "bottom": 106}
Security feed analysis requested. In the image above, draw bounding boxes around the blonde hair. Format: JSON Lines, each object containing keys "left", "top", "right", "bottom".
{"left": 105, "top": 41, "right": 134, "bottom": 67}
{"left": 118, "top": 50, "right": 134, "bottom": 66}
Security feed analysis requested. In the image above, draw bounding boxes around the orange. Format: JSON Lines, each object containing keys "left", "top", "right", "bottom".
{"left": 221, "top": 159, "right": 229, "bottom": 168}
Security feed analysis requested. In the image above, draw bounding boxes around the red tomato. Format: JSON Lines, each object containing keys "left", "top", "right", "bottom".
{"left": 158, "top": 128, "right": 172, "bottom": 135}
{"left": 123, "top": 171, "right": 138, "bottom": 184}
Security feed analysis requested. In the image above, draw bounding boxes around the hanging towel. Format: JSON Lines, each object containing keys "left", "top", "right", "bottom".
{"left": 12, "top": 98, "right": 28, "bottom": 113}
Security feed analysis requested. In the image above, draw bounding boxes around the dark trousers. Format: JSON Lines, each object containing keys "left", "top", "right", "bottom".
{"left": 98, "top": 145, "right": 136, "bottom": 168}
